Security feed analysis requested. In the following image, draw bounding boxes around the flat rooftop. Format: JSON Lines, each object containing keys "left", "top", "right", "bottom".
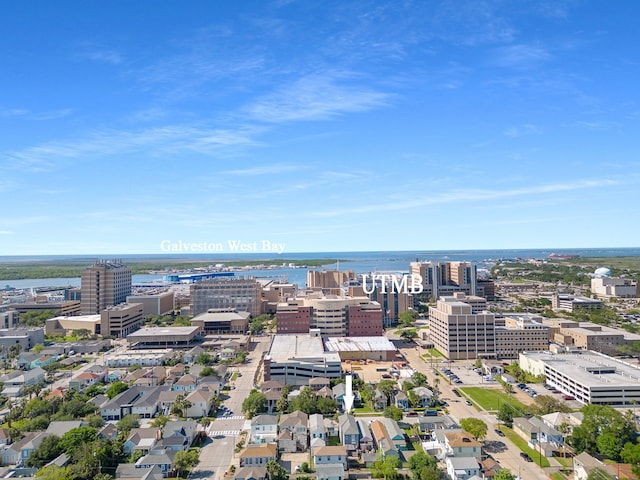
{"left": 267, "top": 334, "right": 340, "bottom": 362}
{"left": 324, "top": 336, "right": 396, "bottom": 352}
{"left": 127, "top": 326, "right": 200, "bottom": 338}
{"left": 192, "top": 311, "right": 251, "bottom": 322}
{"left": 523, "top": 351, "right": 640, "bottom": 388}
{"left": 51, "top": 314, "right": 100, "bottom": 323}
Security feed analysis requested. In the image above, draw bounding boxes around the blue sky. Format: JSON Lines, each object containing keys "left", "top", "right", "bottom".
{"left": 1, "top": 1, "right": 639, "bottom": 255}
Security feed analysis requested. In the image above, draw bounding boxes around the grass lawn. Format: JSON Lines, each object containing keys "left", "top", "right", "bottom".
{"left": 554, "top": 456, "right": 573, "bottom": 468}
{"left": 499, "top": 426, "right": 550, "bottom": 468}
{"left": 327, "top": 436, "right": 341, "bottom": 446}
{"left": 550, "top": 473, "right": 567, "bottom": 480}
{"left": 353, "top": 405, "right": 375, "bottom": 413}
{"left": 230, "top": 372, "right": 238, "bottom": 381}
{"left": 460, "top": 387, "right": 527, "bottom": 413}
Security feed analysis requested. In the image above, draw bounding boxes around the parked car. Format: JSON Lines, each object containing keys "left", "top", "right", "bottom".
{"left": 494, "top": 429, "right": 505, "bottom": 437}
{"left": 520, "top": 452, "right": 532, "bottom": 462}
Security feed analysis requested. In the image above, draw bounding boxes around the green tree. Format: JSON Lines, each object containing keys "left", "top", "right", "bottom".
{"left": 200, "top": 366, "right": 218, "bottom": 377}
{"left": 86, "top": 414, "right": 105, "bottom": 429}
{"left": 383, "top": 406, "right": 404, "bottom": 421}
{"left": 398, "top": 310, "right": 419, "bottom": 327}
{"left": 317, "top": 397, "right": 338, "bottom": 415}
{"left": 59, "top": 426, "right": 98, "bottom": 455}
{"left": 494, "top": 469, "right": 517, "bottom": 480}
{"left": 497, "top": 404, "right": 514, "bottom": 428}
{"left": 408, "top": 451, "right": 439, "bottom": 480}
{"left": 621, "top": 442, "right": 640, "bottom": 478}
{"left": 569, "top": 404, "right": 636, "bottom": 457}
{"left": 377, "top": 380, "right": 396, "bottom": 407}
{"left": 460, "top": 418, "right": 487, "bottom": 440}
{"left": 106, "top": 381, "right": 128, "bottom": 400}
{"left": 196, "top": 352, "right": 214, "bottom": 365}
{"left": 33, "top": 343, "right": 44, "bottom": 353}
{"left": 372, "top": 454, "right": 401, "bottom": 480}
{"left": 411, "top": 372, "right": 427, "bottom": 387}
{"left": 34, "top": 465, "right": 74, "bottom": 480}
{"left": 242, "top": 390, "right": 267, "bottom": 418}
{"left": 26, "top": 434, "right": 62, "bottom": 467}
{"left": 150, "top": 415, "right": 169, "bottom": 428}
{"left": 400, "top": 329, "right": 418, "bottom": 341}
{"left": 171, "top": 394, "right": 192, "bottom": 417}
{"left": 597, "top": 432, "right": 623, "bottom": 461}
{"left": 290, "top": 387, "right": 318, "bottom": 414}
{"left": 276, "top": 396, "right": 289, "bottom": 413}
{"left": 116, "top": 414, "right": 140, "bottom": 434}
{"left": 266, "top": 459, "right": 289, "bottom": 480}
{"left": 174, "top": 449, "right": 199, "bottom": 478}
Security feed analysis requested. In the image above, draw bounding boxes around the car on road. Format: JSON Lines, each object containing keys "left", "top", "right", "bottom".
{"left": 520, "top": 452, "right": 533, "bottom": 462}
{"left": 494, "top": 429, "right": 505, "bottom": 437}
{"left": 453, "top": 390, "right": 462, "bottom": 397}
{"left": 465, "top": 400, "right": 472, "bottom": 406}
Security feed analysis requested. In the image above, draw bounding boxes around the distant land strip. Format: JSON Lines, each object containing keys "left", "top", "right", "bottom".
{"left": 0, "top": 258, "right": 340, "bottom": 281}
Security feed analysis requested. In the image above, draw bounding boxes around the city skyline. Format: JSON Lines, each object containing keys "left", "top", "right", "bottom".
{"left": 2, "top": 1, "right": 639, "bottom": 255}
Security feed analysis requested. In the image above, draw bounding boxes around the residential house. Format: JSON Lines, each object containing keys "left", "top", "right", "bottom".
{"left": 250, "top": 415, "right": 278, "bottom": 445}
{"left": 17, "top": 431, "right": 51, "bottom": 466}
{"left": 260, "top": 380, "right": 285, "bottom": 392}
{"left": 46, "top": 386, "right": 66, "bottom": 401}
{"left": 310, "top": 437, "right": 327, "bottom": 454}
{"left": 46, "top": 421, "right": 85, "bottom": 437}
{"left": 101, "top": 386, "right": 157, "bottom": 421}
{"left": 89, "top": 394, "right": 110, "bottom": 410}
{"left": 185, "top": 386, "right": 216, "bottom": 418}
{"left": 380, "top": 418, "right": 407, "bottom": 451}
{"left": 0, "top": 367, "right": 46, "bottom": 398}
{"left": 197, "top": 375, "right": 222, "bottom": 397}
{"left": 573, "top": 452, "right": 617, "bottom": 480}
{"left": 135, "top": 448, "right": 176, "bottom": 477}
{"left": 1, "top": 432, "right": 38, "bottom": 466}
{"left": 438, "top": 431, "right": 482, "bottom": 459}
{"left": 332, "top": 383, "right": 346, "bottom": 408}
{"left": 338, "top": 414, "right": 359, "bottom": 452}
{"left": 324, "top": 417, "right": 338, "bottom": 437}
{"left": 125, "top": 368, "right": 148, "bottom": 384}
{"left": 412, "top": 387, "right": 434, "bottom": 407}
{"left": 264, "top": 389, "right": 281, "bottom": 414}
{"left": 513, "top": 417, "right": 563, "bottom": 457}
{"left": 480, "top": 458, "right": 501, "bottom": 479}
{"left": 313, "top": 446, "right": 348, "bottom": 470}
{"left": 370, "top": 420, "right": 398, "bottom": 459}
{"left": 418, "top": 415, "right": 458, "bottom": 433}
{"left": 98, "top": 423, "right": 119, "bottom": 441}
{"left": 309, "top": 413, "right": 326, "bottom": 442}
{"left": 373, "top": 389, "right": 387, "bottom": 410}
{"left": 309, "top": 377, "right": 331, "bottom": 391}
{"left": 356, "top": 419, "right": 373, "bottom": 452}
{"left": 124, "top": 428, "right": 161, "bottom": 455}
{"left": 445, "top": 457, "right": 480, "bottom": 480}
{"left": 239, "top": 443, "right": 277, "bottom": 467}
{"left": 0, "top": 428, "right": 9, "bottom": 446}
{"left": 394, "top": 391, "right": 409, "bottom": 410}
{"left": 315, "top": 463, "right": 345, "bottom": 480}
{"left": 131, "top": 387, "right": 164, "bottom": 419}
{"left": 115, "top": 463, "right": 164, "bottom": 480}
{"left": 69, "top": 372, "right": 103, "bottom": 391}
{"left": 134, "top": 367, "right": 167, "bottom": 387}
{"left": 107, "top": 368, "right": 127, "bottom": 383}
{"left": 541, "top": 412, "right": 583, "bottom": 433}
{"left": 158, "top": 390, "right": 181, "bottom": 416}
{"left": 182, "top": 346, "right": 205, "bottom": 364}
{"left": 278, "top": 410, "right": 308, "bottom": 450}
{"left": 234, "top": 466, "right": 267, "bottom": 480}
{"left": 277, "top": 430, "right": 297, "bottom": 454}
{"left": 317, "top": 386, "right": 334, "bottom": 399}
{"left": 172, "top": 374, "right": 198, "bottom": 392}
{"left": 163, "top": 420, "right": 198, "bottom": 450}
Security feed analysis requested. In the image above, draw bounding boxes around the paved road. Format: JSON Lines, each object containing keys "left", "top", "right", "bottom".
{"left": 390, "top": 336, "right": 550, "bottom": 480}
{"left": 190, "top": 336, "right": 271, "bottom": 480}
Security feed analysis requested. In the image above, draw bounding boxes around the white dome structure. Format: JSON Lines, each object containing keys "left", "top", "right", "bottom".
{"left": 594, "top": 267, "right": 612, "bottom": 277}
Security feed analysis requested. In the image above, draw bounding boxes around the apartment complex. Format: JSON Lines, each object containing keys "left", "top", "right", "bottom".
{"left": 100, "top": 302, "right": 144, "bottom": 338}
{"left": 591, "top": 276, "right": 638, "bottom": 299}
{"left": 276, "top": 294, "right": 383, "bottom": 336}
{"left": 81, "top": 260, "right": 132, "bottom": 314}
{"left": 428, "top": 293, "right": 495, "bottom": 360}
{"left": 410, "top": 261, "right": 477, "bottom": 298}
{"left": 190, "top": 277, "right": 262, "bottom": 317}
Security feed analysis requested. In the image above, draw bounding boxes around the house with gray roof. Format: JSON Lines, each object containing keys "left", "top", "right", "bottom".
{"left": 250, "top": 414, "right": 278, "bottom": 445}
{"left": 338, "top": 414, "right": 359, "bottom": 452}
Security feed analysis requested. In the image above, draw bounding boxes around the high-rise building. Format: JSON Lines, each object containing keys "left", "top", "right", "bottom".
{"left": 428, "top": 293, "right": 495, "bottom": 360}
{"left": 80, "top": 260, "right": 132, "bottom": 314}
{"left": 190, "top": 277, "right": 262, "bottom": 317}
{"left": 307, "top": 270, "right": 355, "bottom": 291}
{"left": 410, "top": 261, "right": 477, "bottom": 298}
{"left": 100, "top": 302, "right": 144, "bottom": 338}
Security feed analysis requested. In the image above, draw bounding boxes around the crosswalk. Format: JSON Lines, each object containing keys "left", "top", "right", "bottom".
{"left": 215, "top": 415, "right": 245, "bottom": 421}
{"left": 209, "top": 429, "right": 241, "bottom": 437}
